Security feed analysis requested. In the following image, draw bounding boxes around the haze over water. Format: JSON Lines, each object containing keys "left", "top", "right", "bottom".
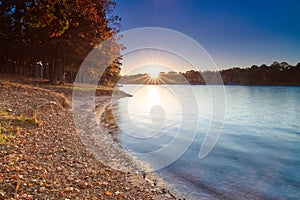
{"left": 112, "top": 85, "right": 300, "bottom": 199}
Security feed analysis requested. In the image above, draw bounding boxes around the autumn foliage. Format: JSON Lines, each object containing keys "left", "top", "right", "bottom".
{"left": 0, "top": 0, "right": 121, "bottom": 86}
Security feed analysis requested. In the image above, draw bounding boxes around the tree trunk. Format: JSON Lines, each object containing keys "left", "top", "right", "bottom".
{"left": 57, "top": 59, "right": 64, "bottom": 84}
{"left": 50, "top": 57, "right": 59, "bottom": 84}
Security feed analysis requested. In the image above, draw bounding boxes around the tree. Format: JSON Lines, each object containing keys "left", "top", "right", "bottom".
{"left": 0, "top": 0, "right": 121, "bottom": 85}
{"left": 26, "top": 0, "right": 121, "bottom": 84}
{"left": 0, "top": 0, "right": 33, "bottom": 73}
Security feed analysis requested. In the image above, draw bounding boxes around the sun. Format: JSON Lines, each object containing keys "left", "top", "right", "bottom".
{"left": 148, "top": 70, "right": 160, "bottom": 79}
{"left": 146, "top": 66, "right": 163, "bottom": 79}
{"left": 124, "top": 64, "right": 169, "bottom": 83}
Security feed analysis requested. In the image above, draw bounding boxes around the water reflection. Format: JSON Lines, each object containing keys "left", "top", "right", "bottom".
{"left": 115, "top": 85, "right": 182, "bottom": 139}
{"left": 111, "top": 84, "right": 202, "bottom": 171}
{"left": 111, "top": 85, "right": 300, "bottom": 199}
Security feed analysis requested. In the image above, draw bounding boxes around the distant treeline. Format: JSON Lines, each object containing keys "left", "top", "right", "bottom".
{"left": 119, "top": 61, "right": 300, "bottom": 86}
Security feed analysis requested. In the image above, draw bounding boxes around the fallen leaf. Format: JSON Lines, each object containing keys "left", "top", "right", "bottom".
{"left": 105, "top": 191, "right": 112, "bottom": 196}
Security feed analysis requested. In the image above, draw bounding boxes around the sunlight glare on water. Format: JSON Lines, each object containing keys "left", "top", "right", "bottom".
{"left": 112, "top": 85, "right": 300, "bottom": 199}
{"left": 123, "top": 85, "right": 182, "bottom": 139}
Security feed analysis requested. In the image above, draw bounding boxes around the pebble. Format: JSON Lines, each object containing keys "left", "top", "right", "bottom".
{"left": 115, "top": 191, "right": 125, "bottom": 198}
{"left": 65, "top": 187, "right": 74, "bottom": 192}
{"left": 165, "top": 193, "right": 173, "bottom": 198}
{"left": 56, "top": 166, "right": 63, "bottom": 172}
{"left": 39, "top": 187, "right": 46, "bottom": 193}
{"left": 0, "top": 80, "right": 180, "bottom": 200}
{"left": 79, "top": 181, "right": 88, "bottom": 189}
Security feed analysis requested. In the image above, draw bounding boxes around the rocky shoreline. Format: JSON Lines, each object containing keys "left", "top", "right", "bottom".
{"left": 72, "top": 86, "right": 184, "bottom": 199}
{"left": 0, "top": 75, "right": 183, "bottom": 199}
{"left": 95, "top": 95, "right": 196, "bottom": 200}
{"left": 97, "top": 97, "right": 180, "bottom": 194}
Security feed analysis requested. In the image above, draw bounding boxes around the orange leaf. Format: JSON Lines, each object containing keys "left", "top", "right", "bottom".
{"left": 105, "top": 191, "right": 112, "bottom": 196}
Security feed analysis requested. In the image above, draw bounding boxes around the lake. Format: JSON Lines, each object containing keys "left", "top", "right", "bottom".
{"left": 111, "top": 85, "right": 300, "bottom": 199}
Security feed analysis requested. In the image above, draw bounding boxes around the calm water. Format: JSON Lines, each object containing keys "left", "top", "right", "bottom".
{"left": 111, "top": 85, "right": 300, "bottom": 199}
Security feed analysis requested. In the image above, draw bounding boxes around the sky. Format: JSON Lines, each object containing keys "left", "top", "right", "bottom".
{"left": 115, "top": 0, "right": 300, "bottom": 69}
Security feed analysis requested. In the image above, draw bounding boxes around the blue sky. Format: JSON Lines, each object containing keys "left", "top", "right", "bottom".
{"left": 115, "top": 0, "right": 300, "bottom": 69}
